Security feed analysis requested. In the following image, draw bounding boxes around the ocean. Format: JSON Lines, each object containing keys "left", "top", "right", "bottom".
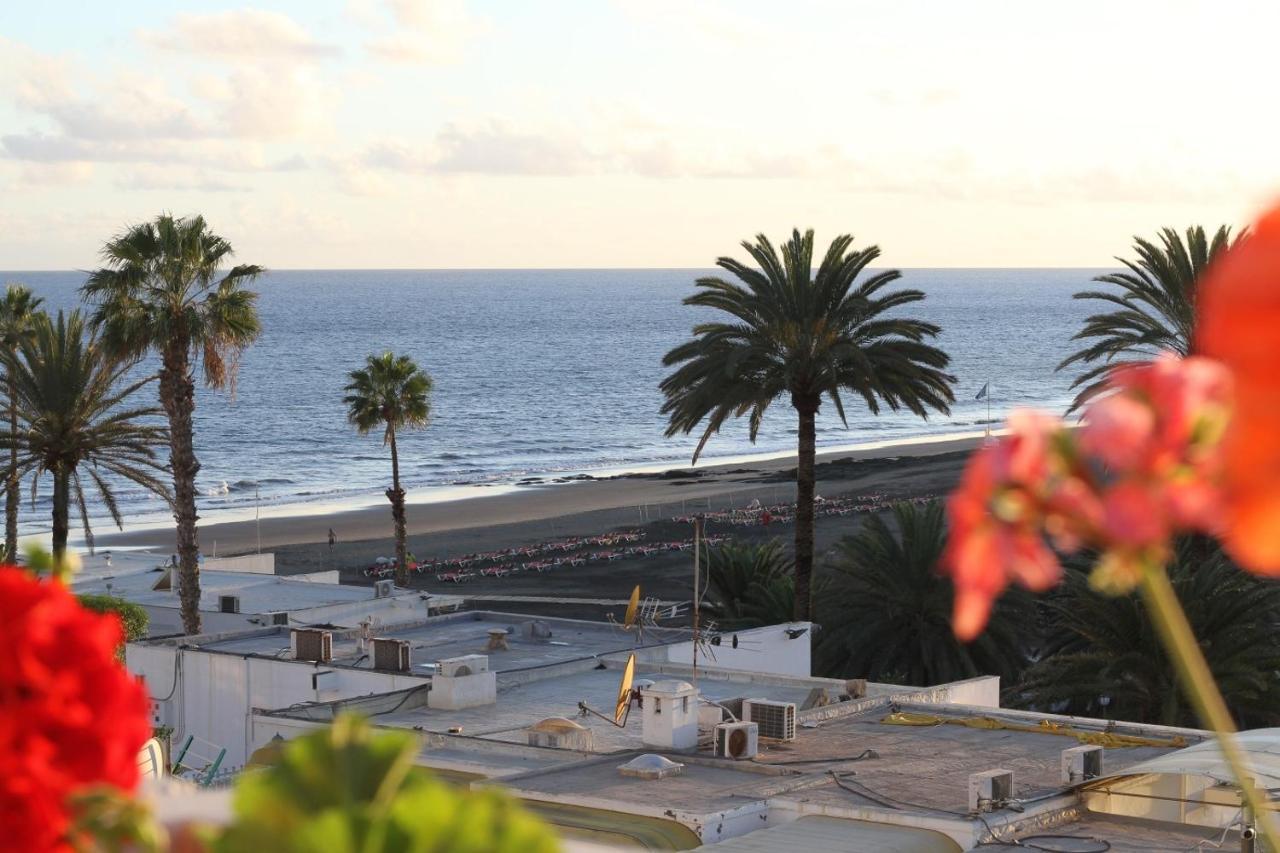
{"left": 4, "top": 268, "right": 1101, "bottom": 537}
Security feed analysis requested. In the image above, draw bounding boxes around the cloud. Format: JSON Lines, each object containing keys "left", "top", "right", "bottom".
{"left": 117, "top": 167, "right": 250, "bottom": 193}
{"left": 140, "top": 10, "right": 341, "bottom": 62}
{"left": 362, "top": 0, "right": 487, "bottom": 64}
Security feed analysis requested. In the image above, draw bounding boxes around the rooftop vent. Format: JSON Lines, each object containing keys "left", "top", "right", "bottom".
{"left": 618, "top": 754, "right": 684, "bottom": 779}
{"left": 373, "top": 579, "right": 394, "bottom": 599}
{"left": 219, "top": 594, "right": 241, "bottom": 614}
{"left": 372, "top": 637, "right": 411, "bottom": 672}
{"left": 527, "top": 717, "right": 593, "bottom": 751}
{"left": 742, "top": 699, "right": 796, "bottom": 741}
{"left": 1061, "top": 745, "right": 1103, "bottom": 784}
{"left": 292, "top": 628, "right": 333, "bottom": 663}
{"left": 969, "top": 769, "right": 1014, "bottom": 813}
{"left": 269, "top": 611, "right": 289, "bottom": 626}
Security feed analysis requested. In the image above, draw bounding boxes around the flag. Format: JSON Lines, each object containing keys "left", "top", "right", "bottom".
{"left": 975, "top": 382, "right": 989, "bottom": 401}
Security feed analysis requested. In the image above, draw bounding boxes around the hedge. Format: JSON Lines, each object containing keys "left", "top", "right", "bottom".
{"left": 78, "top": 594, "right": 149, "bottom": 645}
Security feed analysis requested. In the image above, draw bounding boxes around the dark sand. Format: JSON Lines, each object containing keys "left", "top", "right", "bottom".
{"left": 100, "top": 435, "right": 978, "bottom": 617}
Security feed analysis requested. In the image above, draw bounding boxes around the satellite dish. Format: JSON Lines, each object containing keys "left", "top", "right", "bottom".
{"left": 614, "top": 653, "right": 636, "bottom": 725}
{"left": 624, "top": 586, "right": 640, "bottom": 630}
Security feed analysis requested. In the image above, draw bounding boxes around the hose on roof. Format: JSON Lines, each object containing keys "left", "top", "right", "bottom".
{"left": 879, "top": 711, "right": 1188, "bottom": 749}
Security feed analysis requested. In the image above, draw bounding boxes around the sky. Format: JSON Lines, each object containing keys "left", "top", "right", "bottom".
{"left": 2, "top": 0, "right": 1278, "bottom": 270}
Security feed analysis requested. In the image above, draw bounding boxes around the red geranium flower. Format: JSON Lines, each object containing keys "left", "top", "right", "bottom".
{"left": 1198, "top": 203, "right": 1280, "bottom": 572}
{"left": 0, "top": 567, "right": 151, "bottom": 851}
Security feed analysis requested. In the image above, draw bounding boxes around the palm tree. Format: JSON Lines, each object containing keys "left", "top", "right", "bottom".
{"left": 1059, "top": 225, "right": 1237, "bottom": 412}
{"left": 0, "top": 284, "right": 44, "bottom": 559}
{"left": 813, "top": 500, "right": 1035, "bottom": 686}
{"left": 660, "top": 230, "right": 954, "bottom": 620}
{"left": 81, "top": 214, "right": 262, "bottom": 634}
{"left": 344, "top": 352, "right": 432, "bottom": 586}
{"left": 702, "top": 539, "right": 795, "bottom": 631}
{"left": 3, "top": 311, "right": 170, "bottom": 560}
{"left": 1014, "top": 543, "right": 1280, "bottom": 728}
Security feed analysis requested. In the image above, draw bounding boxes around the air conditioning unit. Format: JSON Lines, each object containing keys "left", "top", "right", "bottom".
{"left": 219, "top": 594, "right": 241, "bottom": 614}
{"left": 1061, "top": 745, "right": 1103, "bottom": 784}
{"left": 373, "top": 637, "right": 411, "bottom": 672}
{"left": 436, "top": 654, "right": 489, "bottom": 677}
{"left": 269, "top": 611, "right": 289, "bottom": 626}
{"left": 714, "top": 722, "right": 759, "bottom": 760}
{"left": 374, "top": 579, "right": 395, "bottom": 599}
{"left": 969, "top": 769, "right": 1014, "bottom": 813}
{"left": 292, "top": 628, "right": 333, "bottom": 662}
{"left": 742, "top": 699, "right": 796, "bottom": 741}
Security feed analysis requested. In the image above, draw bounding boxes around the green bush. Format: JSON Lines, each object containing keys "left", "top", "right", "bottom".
{"left": 78, "top": 594, "right": 149, "bottom": 644}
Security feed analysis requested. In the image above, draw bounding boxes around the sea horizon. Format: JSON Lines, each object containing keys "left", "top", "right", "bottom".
{"left": 5, "top": 267, "right": 1099, "bottom": 543}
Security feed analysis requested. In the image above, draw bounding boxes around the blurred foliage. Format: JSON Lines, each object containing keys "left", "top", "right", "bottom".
{"left": 211, "top": 715, "right": 560, "bottom": 853}
{"left": 79, "top": 594, "right": 150, "bottom": 650}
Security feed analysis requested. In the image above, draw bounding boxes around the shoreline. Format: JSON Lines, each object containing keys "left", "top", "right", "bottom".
{"left": 95, "top": 430, "right": 988, "bottom": 555}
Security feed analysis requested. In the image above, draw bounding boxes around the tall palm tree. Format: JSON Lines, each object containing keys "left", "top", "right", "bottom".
{"left": 0, "top": 284, "right": 44, "bottom": 559}
{"left": 814, "top": 500, "right": 1035, "bottom": 686}
{"left": 1014, "top": 543, "right": 1280, "bottom": 728}
{"left": 3, "top": 311, "right": 170, "bottom": 560}
{"left": 81, "top": 214, "right": 261, "bottom": 634}
{"left": 660, "top": 230, "right": 954, "bottom": 620}
{"left": 344, "top": 352, "right": 432, "bottom": 587}
{"left": 1059, "top": 225, "right": 1237, "bottom": 412}
{"left": 702, "top": 539, "right": 795, "bottom": 631}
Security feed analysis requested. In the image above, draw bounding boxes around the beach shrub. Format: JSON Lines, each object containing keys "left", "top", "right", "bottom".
{"left": 703, "top": 539, "right": 795, "bottom": 631}
{"left": 78, "top": 594, "right": 149, "bottom": 646}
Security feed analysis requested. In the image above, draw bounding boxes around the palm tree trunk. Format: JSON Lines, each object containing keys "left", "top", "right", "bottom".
{"left": 51, "top": 467, "right": 69, "bottom": 564}
{"left": 387, "top": 427, "right": 408, "bottom": 587}
{"left": 5, "top": 375, "right": 18, "bottom": 562}
{"left": 793, "top": 401, "right": 817, "bottom": 621}
{"left": 160, "top": 341, "right": 203, "bottom": 635}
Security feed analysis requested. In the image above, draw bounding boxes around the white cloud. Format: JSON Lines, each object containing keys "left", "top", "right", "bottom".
{"left": 140, "top": 10, "right": 341, "bottom": 62}
{"left": 362, "top": 0, "right": 486, "bottom": 64}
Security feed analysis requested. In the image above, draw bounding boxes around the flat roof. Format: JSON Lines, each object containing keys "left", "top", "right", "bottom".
{"left": 188, "top": 611, "right": 694, "bottom": 674}
{"left": 75, "top": 565, "right": 442, "bottom": 616}
{"left": 770, "top": 702, "right": 1198, "bottom": 816}
{"left": 367, "top": 661, "right": 835, "bottom": 752}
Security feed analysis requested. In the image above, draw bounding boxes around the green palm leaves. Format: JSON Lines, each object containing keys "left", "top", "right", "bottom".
{"left": 661, "top": 229, "right": 953, "bottom": 619}
{"left": 0, "top": 284, "right": 44, "bottom": 558}
{"left": 4, "top": 311, "right": 170, "bottom": 558}
{"left": 82, "top": 213, "right": 262, "bottom": 634}
{"left": 814, "top": 501, "right": 1033, "bottom": 686}
{"left": 1060, "top": 225, "right": 1236, "bottom": 412}
{"left": 345, "top": 352, "right": 433, "bottom": 586}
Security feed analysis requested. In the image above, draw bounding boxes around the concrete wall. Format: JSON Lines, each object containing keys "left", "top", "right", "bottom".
{"left": 203, "top": 554, "right": 275, "bottom": 574}
{"left": 127, "top": 644, "right": 430, "bottom": 770}
{"left": 665, "top": 623, "right": 812, "bottom": 678}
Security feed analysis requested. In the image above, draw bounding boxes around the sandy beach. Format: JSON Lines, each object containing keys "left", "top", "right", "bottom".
{"left": 96, "top": 433, "right": 981, "bottom": 610}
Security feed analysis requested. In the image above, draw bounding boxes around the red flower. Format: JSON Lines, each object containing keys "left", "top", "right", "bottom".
{"left": 0, "top": 567, "right": 151, "bottom": 851}
{"left": 1198, "top": 204, "right": 1280, "bottom": 572}
{"left": 942, "top": 411, "right": 1075, "bottom": 641}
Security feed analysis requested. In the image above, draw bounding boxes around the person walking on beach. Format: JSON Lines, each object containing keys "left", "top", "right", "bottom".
{"left": 328, "top": 528, "right": 337, "bottom": 549}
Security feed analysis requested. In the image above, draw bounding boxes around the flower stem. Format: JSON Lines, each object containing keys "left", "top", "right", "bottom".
{"left": 1139, "top": 565, "right": 1279, "bottom": 847}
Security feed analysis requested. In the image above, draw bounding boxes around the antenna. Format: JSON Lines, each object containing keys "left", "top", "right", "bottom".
{"left": 578, "top": 653, "right": 637, "bottom": 728}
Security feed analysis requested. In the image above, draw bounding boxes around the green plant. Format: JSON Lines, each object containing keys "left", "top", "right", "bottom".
{"left": 660, "top": 229, "right": 954, "bottom": 620}
{"left": 1059, "top": 225, "right": 1236, "bottom": 412}
{"left": 83, "top": 213, "right": 262, "bottom": 635}
{"left": 1015, "top": 543, "right": 1280, "bottom": 728}
{"left": 213, "top": 715, "right": 559, "bottom": 853}
{"left": 702, "top": 539, "right": 795, "bottom": 630}
{"left": 0, "top": 283, "right": 44, "bottom": 561}
{"left": 78, "top": 594, "right": 150, "bottom": 646}
{"left": 344, "top": 353, "right": 433, "bottom": 587}
{"left": 815, "top": 500, "right": 1034, "bottom": 686}
{"left": 3, "top": 311, "right": 170, "bottom": 559}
